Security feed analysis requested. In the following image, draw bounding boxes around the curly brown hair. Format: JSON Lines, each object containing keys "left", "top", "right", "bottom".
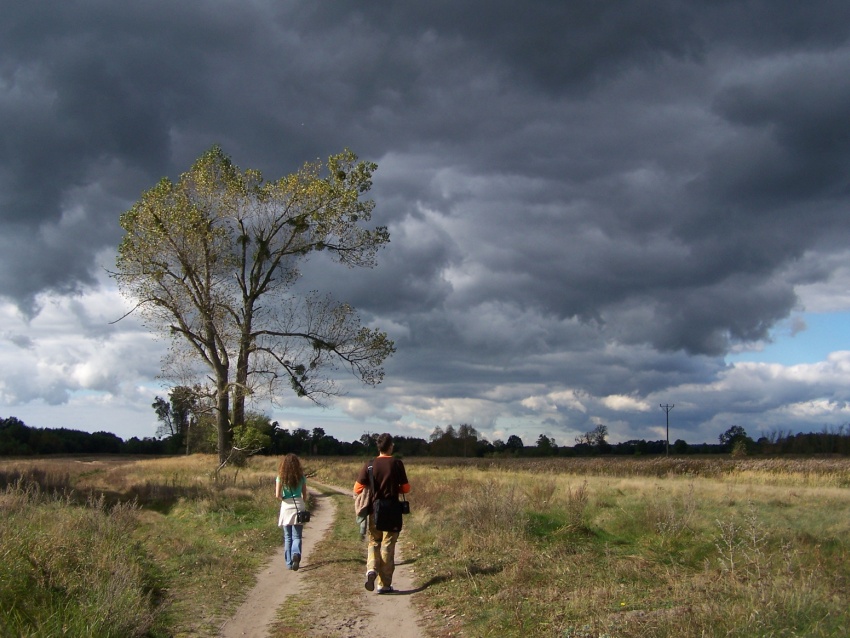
{"left": 278, "top": 453, "right": 304, "bottom": 490}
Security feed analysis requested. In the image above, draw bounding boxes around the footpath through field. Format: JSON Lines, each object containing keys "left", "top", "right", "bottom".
{"left": 219, "top": 482, "right": 426, "bottom": 638}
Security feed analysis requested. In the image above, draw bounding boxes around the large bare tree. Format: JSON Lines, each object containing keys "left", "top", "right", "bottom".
{"left": 114, "top": 146, "right": 394, "bottom": 463}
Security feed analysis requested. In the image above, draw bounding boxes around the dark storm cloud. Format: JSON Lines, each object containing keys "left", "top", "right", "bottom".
{"left": 710, "top": 53, "right": 850, "bottom": 205}
{"left": 3, "top": 0, "right": 850, "bottom": 442}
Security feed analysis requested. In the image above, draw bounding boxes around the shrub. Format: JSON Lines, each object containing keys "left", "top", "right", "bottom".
{"left": 731, "top": 439, "right": 749, "bottom": 457}
{"left": 0, "top": 486, "right": 159, "bottom": 637}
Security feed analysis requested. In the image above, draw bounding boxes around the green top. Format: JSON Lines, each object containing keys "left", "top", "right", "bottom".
{"left": 277, "top": 475, "right": 305, "bottom": 499}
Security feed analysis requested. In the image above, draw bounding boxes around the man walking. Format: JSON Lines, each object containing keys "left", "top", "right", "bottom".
{"left": 353, "top": 433, "right": 411, "bottom": 594}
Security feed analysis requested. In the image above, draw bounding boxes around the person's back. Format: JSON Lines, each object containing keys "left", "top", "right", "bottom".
{"left": 276, "top": 453, "right": 308, "bottom": 571}
{"left": 369, "top": 455, "right": 406, "bottom": 498}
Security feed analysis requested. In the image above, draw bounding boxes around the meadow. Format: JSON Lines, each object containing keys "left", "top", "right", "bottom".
{"left": 1, "top": 454, "right": 848, "bottom": 637}
{"left": 312, "top": 456, "right": 850, "bottom": 637}
{"left": 0, "top": 455, "right": 283, "bottom": 638}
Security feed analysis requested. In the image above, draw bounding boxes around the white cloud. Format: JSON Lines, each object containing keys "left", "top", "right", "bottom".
{"left": 601, "top": 394, "right": 651, "bottom": 412}
{"left": 0, "top": 283, "right": 166, "bottom": 425}
{"left": 521, "top": 389, "right": 587, "bottom": 413}
{"left": 779, "top": 399, "right": 850, "bottom": 419}
{"left": 340, "top": 397, "right": 380, "bottom": 420}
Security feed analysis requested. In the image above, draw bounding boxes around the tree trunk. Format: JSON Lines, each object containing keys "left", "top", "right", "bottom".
{"left": 232, "top": 315, "right": 252, "bottom": 433}
{"left": 216, "top": 376, "right": 231, "bottom": 465}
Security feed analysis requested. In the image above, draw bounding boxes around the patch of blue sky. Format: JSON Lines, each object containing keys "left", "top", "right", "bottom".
{"left": 726, "top": 311, "right": 850, "bottom": 365}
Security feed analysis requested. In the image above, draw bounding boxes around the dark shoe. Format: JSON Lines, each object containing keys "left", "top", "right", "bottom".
{"left": 377, "top": 586, "right": 394, "bottom": 594}
{"left": 292, "top": 553, "right": 301, "bottom": 571}
{"left": 365, "top": 570, "right": 377, "bottom": 591}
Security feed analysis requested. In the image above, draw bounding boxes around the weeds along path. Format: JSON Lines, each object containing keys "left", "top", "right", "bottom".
{"left": 219, "top": 483, "right": 427, "bottom": 638}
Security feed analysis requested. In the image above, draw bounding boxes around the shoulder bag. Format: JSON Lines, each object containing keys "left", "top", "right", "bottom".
{"left": 370, "top": 459, "right": 404, "bottom": 532}
{"left": 354, "top": 461, "right": 374, "bottom": 517}
{"left": 284, "top": 477, "right": 310, "bottom": 524}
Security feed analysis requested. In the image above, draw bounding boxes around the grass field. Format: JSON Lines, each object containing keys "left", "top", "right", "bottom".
{"left": 1, "top": 454, "right": 849, "bottom": 637}
{"left": 312, "top": 456, "right": 850, "bottom": 637}
{"left": 0, "top": 455, "right": 282, "bottom": 638}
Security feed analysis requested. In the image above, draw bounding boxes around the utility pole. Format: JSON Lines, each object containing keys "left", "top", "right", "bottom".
{"left": 660, "top": 404, "right": 674, "bottom": 455}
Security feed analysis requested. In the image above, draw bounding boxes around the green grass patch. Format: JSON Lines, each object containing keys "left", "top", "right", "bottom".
{"left": 525, "top": 509, "right": 571, "bottom": 538}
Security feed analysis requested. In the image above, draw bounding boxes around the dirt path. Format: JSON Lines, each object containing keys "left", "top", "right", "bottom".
{"left": 219, "top": 484, "right": 426, "bottom": 638}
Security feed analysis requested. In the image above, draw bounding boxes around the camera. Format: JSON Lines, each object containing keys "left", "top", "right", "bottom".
{"left": 297, "top": 510, "right": 311, "bottom": 524}
{"left": 400, "top": 501, "right": 410, "bottom": 515}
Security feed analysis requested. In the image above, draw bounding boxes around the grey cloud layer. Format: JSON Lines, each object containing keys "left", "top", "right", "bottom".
{"left": 3, "top": 1, "right": 850, "bottom": 441}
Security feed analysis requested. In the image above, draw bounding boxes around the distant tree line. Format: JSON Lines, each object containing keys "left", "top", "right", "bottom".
{"left": 3, "top": 414, "right": 850, "bottom": 458}
{"left": 0, "top": 416, "right": 161, "bottom": 456}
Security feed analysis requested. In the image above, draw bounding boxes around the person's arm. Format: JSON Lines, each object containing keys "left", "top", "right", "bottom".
{"left": 396, "top": 460, "right": 411, "bottom": 494}
{"left": 301, "top": 477, "right": 308, "bottom": 503}
{"left": 275, "top": 476, "right": 282, "bottom": 500}
{"left": 353, "top": 462, "right": 370, "bottom": 494}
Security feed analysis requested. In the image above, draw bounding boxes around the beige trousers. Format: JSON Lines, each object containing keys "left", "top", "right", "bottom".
{"left": 366, "top": 515, "right": 400, "bottom": 588}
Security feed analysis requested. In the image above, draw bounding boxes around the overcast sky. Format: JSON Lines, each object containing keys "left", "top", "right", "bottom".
{"left": 3, "top": 1, "right": 850, "bottom": 447}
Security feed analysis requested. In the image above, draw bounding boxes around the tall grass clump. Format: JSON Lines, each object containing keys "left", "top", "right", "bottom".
{"left": 0, "top": 467, "right": 75, "bottom": 493}
{"left": 0, "top": 484, "right": 160, "bottom": 637}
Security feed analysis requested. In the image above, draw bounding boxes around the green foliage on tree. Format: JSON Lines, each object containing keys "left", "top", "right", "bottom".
{"left": 719, "top": 425, "right": 753, "bottom": 454}
{"left": 114, "top": 146, "right": 395, "bottom": 464}
{"left": 536, "top": 434, "right": 557, "bottom": 456}
{"left": 152, "top": 385, "right": 199, "bottom": 454}
{"left": 229, "top": 416, "right": 272, "bottom": 467}
{"left": 576, "top": 424, "right": 610, "bottom": 454}
{"left": 427, "top": 424, "right": 483, "bottom": 457}
{"left": 505, "top": 434, "right": 525, "bottom": 454}
{"left": 731, "top": 438, "right": 749, "bottom": 457}
{"left": 457, "top": 424, "right": 479, "bottom": 457}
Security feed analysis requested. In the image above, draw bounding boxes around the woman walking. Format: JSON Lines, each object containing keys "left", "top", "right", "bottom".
{"left": 275, "top": 453, "right": 308, "bottom": 571}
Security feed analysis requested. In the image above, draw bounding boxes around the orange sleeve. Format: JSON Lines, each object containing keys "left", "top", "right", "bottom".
{"left": 400, "top": 483, "right": 411, "bottom": 494}
{"left": 353, "top": 481, "right": 366, "bottom": 494}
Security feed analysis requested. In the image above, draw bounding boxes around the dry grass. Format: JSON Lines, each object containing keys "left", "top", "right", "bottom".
{"left": 307, "top": 456, "right": 850, "bottom": 637}
{"left": 1, "top": 484, "right": 159, "bottom": 637}
{"left": 3, "top": 454, "right": 848, "bottom": 637}
{"left": 0, "top": 454, "right": 282, "bottom": 638}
